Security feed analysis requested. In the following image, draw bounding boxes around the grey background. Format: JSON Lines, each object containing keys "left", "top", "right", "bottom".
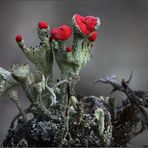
{"left": 0, "top": 0, "right": 148, "bottom": 146}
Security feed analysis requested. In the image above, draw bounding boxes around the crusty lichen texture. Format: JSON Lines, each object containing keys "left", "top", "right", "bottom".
{"left": 0, "top": 14, "right": 114, "bottom": 147}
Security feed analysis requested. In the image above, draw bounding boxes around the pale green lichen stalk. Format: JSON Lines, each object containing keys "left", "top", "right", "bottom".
{"left": 94, "top": 108, "right": 105, "bottom": 136}
{"left": 11, "top": 63, "right": 52, "bottom": 118}
{"left": 17, "top": 23, "right": 53, "bottom": 82}
{"left": 94, "top": 101, "right": 112, "bottom": 146}
{"left": 51, "top": 14, "right": 100, "bottom": 79}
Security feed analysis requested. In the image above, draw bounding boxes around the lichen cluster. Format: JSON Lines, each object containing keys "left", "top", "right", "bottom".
{"left": 0, "top": 13, "right": 100, "bottom": 113}
{"left": 0, "top": 14, "right": 113, "bottom": 146}
{"left": 1, "top": 14, "right": 148, "bottom": 147}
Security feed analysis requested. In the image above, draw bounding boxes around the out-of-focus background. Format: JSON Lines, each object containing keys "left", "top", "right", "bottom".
{"left": 0, "top": 0, "right": 148, "bottom": 146}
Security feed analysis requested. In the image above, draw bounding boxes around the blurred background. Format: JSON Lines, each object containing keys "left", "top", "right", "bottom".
{"left": 0, "top": 0, "right": 148, "bottom": 146}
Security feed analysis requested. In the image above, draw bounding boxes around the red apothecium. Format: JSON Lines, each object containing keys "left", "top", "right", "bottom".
{"left": 50, "top": 25, "right": 72, "bottom": 41}
{"left": 66, "top": 46, "right": 73, "bottom": 52}
{"left": 16, "top": 34, "right": 23, "bottom": 43}
{"left": 38, "top": 21, "right": 49, "bottom": 29}
{"left": 72, "top": 14, "right": 100, "bottom": 35}
{"left": 88, "top": 32, "right": 97, "bottom": 42}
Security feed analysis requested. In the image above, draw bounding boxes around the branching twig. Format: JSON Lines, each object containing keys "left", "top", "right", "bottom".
{"left": 93, "top": 71, "right": 133, "bottom": 94}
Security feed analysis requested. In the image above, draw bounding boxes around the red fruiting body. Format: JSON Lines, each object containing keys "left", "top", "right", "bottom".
{"left": 73, "top": 14, "right": 100, "bottom": 35}
{"left": 50, "top": 25, "right": 72, "bottom": 41}
{"left": 66, "top": 46, "right": 73, "bottom": 52}
{"left": 16, "top": 34, "right": 23, "bottom": 42}
{"left": 38, "top": 21, "right": 48, "bottom": 29}
{"left": 88, "top": 31, "right": 97, "bottom": 42}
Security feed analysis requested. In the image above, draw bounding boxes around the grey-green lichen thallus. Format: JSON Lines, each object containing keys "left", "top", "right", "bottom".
{"left": 0, "top": 14, "right": 114, "bottom": 146}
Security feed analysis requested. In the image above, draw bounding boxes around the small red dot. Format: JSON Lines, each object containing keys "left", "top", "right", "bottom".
{"left": 16, "top": 34, "right": 23, "bottom": 42}
{"left": 66, "top": 46, "right": 73, "bottom": 52}
{"left": 38, "top": 21, "right": 48, "bottom": 29}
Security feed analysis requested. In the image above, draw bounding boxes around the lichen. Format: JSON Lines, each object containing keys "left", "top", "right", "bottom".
{"left": 1, "top": 13, "right": 147, "bottom": 147}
